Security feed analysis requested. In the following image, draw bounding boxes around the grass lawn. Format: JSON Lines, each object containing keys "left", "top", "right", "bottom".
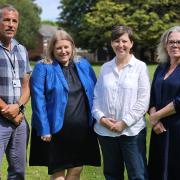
{"left": 1, "top": 63, "right": 157, "bottom": 180}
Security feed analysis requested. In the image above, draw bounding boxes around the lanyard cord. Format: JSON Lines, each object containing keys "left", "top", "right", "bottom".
{"left": 4, "top": 50, "right": 16, "bottom": 76}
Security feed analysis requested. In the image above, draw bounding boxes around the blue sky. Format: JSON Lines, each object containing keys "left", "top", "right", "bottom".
{"left": 34, "top": 0, "right": 60, "bottom": 21}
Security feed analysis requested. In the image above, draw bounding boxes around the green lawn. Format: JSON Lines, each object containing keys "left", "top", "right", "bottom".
{"left": 1, "top": 63, "right": 157, "bottom": 180}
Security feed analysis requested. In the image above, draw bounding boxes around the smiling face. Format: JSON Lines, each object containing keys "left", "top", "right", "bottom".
{"left": 0, "top": 8, "right": 19, "bottom": 42}
{"left": 111, "top": 33, "right": 133, "bottom": 59}
{"left": 166, "top": 32, "right": 180, "bottom": 61}
{"left": 53, "top": 39, "right": 73, "bottom": 66}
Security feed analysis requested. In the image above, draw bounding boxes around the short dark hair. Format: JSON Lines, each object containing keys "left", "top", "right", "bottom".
{"left": 111, "top": 25, "right": 134, "bottom": 42}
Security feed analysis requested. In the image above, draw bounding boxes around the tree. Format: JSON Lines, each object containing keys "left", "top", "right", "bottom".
{"left": 125, "top": 1, "right": 180, "bottom": 61}
{"left": 0, "top": 0, "right": 41, "bottom": 49}
{"left": 59, "top": 0, "right": 96, "bottom": 48}
{"left": 42, "top": 20, "right": 58, "bottom": 27}
{"left": 59, "top": 0, "right": 180, "bottom": 61}
{"left": 81, "top": 0, "right": 127, "bottom": 50}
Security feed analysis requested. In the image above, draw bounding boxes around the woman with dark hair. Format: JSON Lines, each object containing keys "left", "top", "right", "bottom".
{"left": 92, "top": 25, "right": 150, "bottom": 180}
{"left": 148, "top": 26, "right": 180, "bottom": 180}
{"left": 29, "top": 29, "right": 101, "bottom": 180}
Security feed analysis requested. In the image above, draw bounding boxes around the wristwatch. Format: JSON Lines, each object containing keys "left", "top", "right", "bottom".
{"left": 18, "top": 103, "right": 26, "bottom": 114}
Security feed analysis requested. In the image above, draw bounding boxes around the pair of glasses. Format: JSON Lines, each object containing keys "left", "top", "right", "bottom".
{"left": 167, "top": 40, "right": 180, "bottom": 47}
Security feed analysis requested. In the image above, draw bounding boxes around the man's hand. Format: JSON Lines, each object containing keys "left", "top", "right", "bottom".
{"left": 1, "top": 104, "right": 19, "bottom": 119}
{"left": 8, "top": 113, "right": 24, "bottom": 126}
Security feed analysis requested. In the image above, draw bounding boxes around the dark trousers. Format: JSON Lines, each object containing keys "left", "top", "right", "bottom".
{"left": 98, "top": 128, "right": 148, "bottom": 180}
{"left": 0, "top": 118, "right": 29, "bottom": 180}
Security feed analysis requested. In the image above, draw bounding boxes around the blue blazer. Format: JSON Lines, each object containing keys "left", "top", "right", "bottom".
{"left": 30, "top": 58, "right": 97, "bottom": 136}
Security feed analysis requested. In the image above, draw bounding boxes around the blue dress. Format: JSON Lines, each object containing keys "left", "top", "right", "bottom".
{"left": 148, "top": 63, "right": 180, "bottom": 180}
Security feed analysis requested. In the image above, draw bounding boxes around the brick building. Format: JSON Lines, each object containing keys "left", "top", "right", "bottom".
{"left": 28, "top": 24, "right": 58, "bottom": 60}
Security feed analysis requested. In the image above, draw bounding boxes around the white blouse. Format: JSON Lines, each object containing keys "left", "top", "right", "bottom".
{"left": 92, "top": 55, "right": 150, "bottom": 137}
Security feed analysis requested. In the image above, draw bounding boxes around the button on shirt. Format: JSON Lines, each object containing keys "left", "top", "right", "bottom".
{"left": 92, "top": 55, "right": 150, "bottom": 137}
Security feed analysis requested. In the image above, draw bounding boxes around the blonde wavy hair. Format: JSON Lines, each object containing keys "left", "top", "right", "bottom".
{"left": 43, "top": 29, "right": 76, "bottom": 64}
{"left": 157, "top": 26, "right": 180, "bottom": 63}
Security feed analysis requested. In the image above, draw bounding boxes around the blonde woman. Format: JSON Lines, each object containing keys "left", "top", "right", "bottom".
{"left": 29, "top": 29, "right": 100, "bottom": 180}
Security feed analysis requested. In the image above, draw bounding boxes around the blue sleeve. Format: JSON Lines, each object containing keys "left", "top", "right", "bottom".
{"left": 80, "top": 58, "right": 97, "bottom": 84}
{"left": 88, "top": 62, "right": 97, "bottom": 85}
{"left": 30, "top": 62, "right": 50, "bottom": 136}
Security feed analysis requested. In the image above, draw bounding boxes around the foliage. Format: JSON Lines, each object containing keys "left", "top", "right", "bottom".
{"left": 0, "top": 0, "right": 41, "bottom": 49}
{"left": 80, "top": 0, "right": 126, "bottom": 50}
{"left": 59, "top": 0, "right": 96, "bottom": 48}
{"left": 41, "top": 20, "right": 58, "bottom": 26}
{"left": 125, "top": 0, "right": 180, "bottom": 49}
{"left": 0, "top": 0, "right": 6, "bottom": 4}
{"left": 59, "top": 0, "right": 180, "bottom": 56}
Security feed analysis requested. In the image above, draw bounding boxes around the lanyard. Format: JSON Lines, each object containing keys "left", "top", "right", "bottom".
{"left": 4, "top": 50, "right": 16, "bottom": 76}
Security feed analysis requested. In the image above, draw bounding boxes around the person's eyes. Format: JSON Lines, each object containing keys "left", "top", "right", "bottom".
{"left": 168, "top": 40, "right": 180, "bottom": 46}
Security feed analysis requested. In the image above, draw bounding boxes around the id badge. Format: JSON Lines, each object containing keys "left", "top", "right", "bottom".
{"left": 12, "top": 79, "right": 21, "bottom": 88}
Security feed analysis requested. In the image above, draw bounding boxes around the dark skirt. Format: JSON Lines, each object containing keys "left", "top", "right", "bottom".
{"left": 148, "top": 120, "right": 180, "bottom": 180}
{"left": 29, "top": 128, "right": 101, "bottom": 175}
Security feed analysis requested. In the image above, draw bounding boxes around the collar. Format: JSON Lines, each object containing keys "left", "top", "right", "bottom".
{"left": 128, "top": 54, "right": 136, "bottom": 66}
{"left": 53, "top": 56, "right": 82, "bottom": 66}
{"left": 0, "top": 39, "right": 19, "bottom": 51}
{"left": 112, "top": 54, "right": 136, "bottom": 68}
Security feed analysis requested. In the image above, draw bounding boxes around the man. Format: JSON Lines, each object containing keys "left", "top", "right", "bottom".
{"left": 0, "top": 4, "right": 31, "bottom": 179}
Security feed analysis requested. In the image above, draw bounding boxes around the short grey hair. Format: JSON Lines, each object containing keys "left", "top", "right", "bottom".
{"left": 157, "top": 26, "right": 180, "bottom": 63}
{"left": 0, "top": 4, "right": 18, "bottom": 20}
